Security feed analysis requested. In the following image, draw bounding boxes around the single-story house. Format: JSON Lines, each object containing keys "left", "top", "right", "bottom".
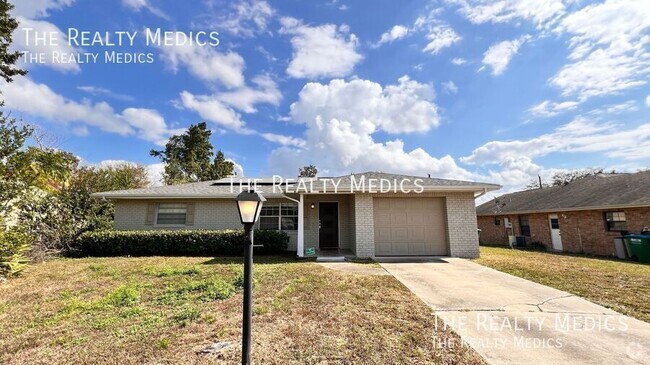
{"left": 476, "top": 171, "right": 650, "bottom": 256}
{"left": 93, "top": 172, "right": 500, "bottom": 259}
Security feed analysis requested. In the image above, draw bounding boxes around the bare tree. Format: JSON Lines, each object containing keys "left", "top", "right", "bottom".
{"left": 525, "top": 168, "right": 605, "bottom": 190}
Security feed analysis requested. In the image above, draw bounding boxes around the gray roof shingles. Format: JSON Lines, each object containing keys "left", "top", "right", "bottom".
{"left": 476, "top": 171, "right": 650, "bottom": 216}
{"left": 93, "top": 171, "right": 500, "bottom": 199}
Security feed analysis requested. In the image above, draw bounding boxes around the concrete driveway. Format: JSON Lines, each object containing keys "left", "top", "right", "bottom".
{"left": 378, "top": 258, "right": 650, "bottom": 365}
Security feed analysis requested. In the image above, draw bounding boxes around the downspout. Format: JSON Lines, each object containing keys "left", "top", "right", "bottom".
{"left": 474, "top": 188, "right": 488, "bottom": 199}
{"left": 576, "top": 216, "right": 584, "bottom": 253}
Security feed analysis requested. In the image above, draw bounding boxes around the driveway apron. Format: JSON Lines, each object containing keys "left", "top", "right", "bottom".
{"left": 378, "top": 258, "right": 650, "bottom": 365}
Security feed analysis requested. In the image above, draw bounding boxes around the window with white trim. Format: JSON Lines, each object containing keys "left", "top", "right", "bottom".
{"left": 604, "top": 212, "right": 627, "bottom": 231}
{"left": 259, "top": 203, "right": 298, "bottom": 231}
{"left": 157, "top": 203, "right": 187, "bottom": 225}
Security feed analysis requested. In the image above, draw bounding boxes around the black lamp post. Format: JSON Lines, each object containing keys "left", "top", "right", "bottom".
{"left": 235, "top": 189, "right": 265, "bottom": 365}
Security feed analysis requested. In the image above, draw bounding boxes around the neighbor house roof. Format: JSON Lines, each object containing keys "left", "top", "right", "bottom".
{"left": 476, "top": 171, "right": 650, "bottom": 216}
{"left": 92, "top": 171, "right": 500, "bottom": 199}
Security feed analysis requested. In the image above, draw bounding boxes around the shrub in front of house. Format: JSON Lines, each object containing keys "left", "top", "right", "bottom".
{"left": 0, "top": 229, "right": 32, "bottom": 280}
{"left": 77, "top": 229, "right": 289, "bottom": 257}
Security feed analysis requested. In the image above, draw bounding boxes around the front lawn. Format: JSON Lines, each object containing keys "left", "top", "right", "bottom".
{"left": 474, "top": 247, "right": 650, "bottom": 322}
{"left": 0, "top": 256, "right": 484, "bottom": 364}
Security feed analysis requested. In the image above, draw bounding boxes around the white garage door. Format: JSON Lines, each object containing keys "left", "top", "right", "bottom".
{"left": 373, "top": 198, "right": 448, "bottom": 256}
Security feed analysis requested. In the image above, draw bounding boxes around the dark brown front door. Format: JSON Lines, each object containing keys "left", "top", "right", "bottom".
{"left": 319, "top": 202, "right": 339, "bottom": 249}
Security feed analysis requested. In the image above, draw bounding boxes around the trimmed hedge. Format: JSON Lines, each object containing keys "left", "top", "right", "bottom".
{"left": 77, "top": 229, "right": 289, "bottom": 257}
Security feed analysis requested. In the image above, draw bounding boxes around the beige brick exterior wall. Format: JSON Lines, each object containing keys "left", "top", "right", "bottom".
{"left": 113, "top": 191, "right": 481, "bottom": 258}
{"left": 353, "top": 194, "right": 375, "bottom": 258}
{"left": 445, "top": 193, "right": 480, "bottom": 258}
{"left": 349, "top": 195, "right": 357, "bottom": 255}
{"left": 113, "top": 198, "right": 298, "bottom": 249}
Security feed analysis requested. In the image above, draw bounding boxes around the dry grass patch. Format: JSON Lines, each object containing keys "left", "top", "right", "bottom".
{"left": 0, "top": 256, "right": 484, "bottom": 364}
{"left": 475, "top": 247, "right": 650, "bottom": 322}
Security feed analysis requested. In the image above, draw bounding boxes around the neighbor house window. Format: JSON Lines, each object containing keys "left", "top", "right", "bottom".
{"left": 260, "top": 203, "right": 298, "bottom": 231}
{"left": 157, "top": 203, "right": 187, "bottom": 225}
{"left": 519, "top": 215, "right": 531, "bottom": 236}
{"left": 605, "top": 212, "right": 627, "bottom": 231}
{"left": 494, "top": 217, "right": 501, "bottom": 225}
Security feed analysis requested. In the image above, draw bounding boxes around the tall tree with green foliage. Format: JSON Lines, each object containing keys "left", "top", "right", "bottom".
{"left": 0, "top": 0, "right": 29, "bottom": 216}
{"left": 0, "top": 121, "right": 77, "bottom": 216}
{"left": 18, "top": 163, "right": 150, "bottom": 257}
{"left": 0, "top": 0, "right": 31, "bottom": 279}
{"left": 213, "top": 150, "right": 235, "bottom": 179}
{"left": 150, "top": 122, "right": 235, "bottom": 184}
{"left": 0, "top": 0, "right": 26, "bottom": 83}
{"left": 0, "top": 118, "right": 32, "bottom": 215}
{"left": 299, "top": 165, "right": 318, "bottom": 177}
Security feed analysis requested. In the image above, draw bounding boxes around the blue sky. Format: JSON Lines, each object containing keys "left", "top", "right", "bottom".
{"left": 4, "top": 0, "right": 650, "bottom": 195}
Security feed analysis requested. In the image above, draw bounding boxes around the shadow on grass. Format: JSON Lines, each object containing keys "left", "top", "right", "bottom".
{"left": 201, "top": 254, "right": 299, "bottom": 266}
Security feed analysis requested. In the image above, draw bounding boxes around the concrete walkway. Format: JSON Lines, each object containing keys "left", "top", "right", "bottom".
{"left": 377, "top": 258, "right": 650, "bottom": 365}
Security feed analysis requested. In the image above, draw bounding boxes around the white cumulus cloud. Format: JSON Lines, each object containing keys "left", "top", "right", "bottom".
{"left": 451, "top": 57, "right": 467, "bottom": 65}
{"left": 481, "top": 36, "right": 530, "bottom": 76}
{"left": 462, "top": 117, "right": 650, "bottom": 165}
{"left": 156, "top": 40, "right": 245, "bottom": 88}
{"left": 213, "top": 0, "right": 275, "bottom": 38}
{"left": 289, "top": 76, "right": 439, "bottom": 134}
{"left": 279, "top": 17, "right": 363, "bottom": 79}
{"left": 422, "top": 25, "right": 461, "bottom": 55}
{"left": 179, "top": 91, "right": 249, "bottom": 133}
{"left": 528, "top": 100, "right": 579, "bottom": 118}
{"left": 121, "top": 0, "right": 169, "bottom": 19}
{"left": 374, "top": 25, "right": 410, "bottom": 47}
{"left": 11, "top": 0, "right": 75, "bottom": 19}
{"left": 265, "top": 76, "right": 472, "bottom": 180}
{"left": 441, "top": 81, "right": 458, "bottom": 94}
{"left": 3, "top": 77, "right": 179, "bottom": 145}
{"left": 448, "top": 0, "right": 567, "bottom": 29}
{"left": 551, "top": 0, "right": 650, "bottom": 101}
{"left": 178, "top": 74, "right": 282, "bottom": 133}
{"left": 13, "top": 17, "right": 82, "bottom": 73}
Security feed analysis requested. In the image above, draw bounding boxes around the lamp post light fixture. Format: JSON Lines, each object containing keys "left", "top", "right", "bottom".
{"left": 235, "top": 189, "right": 265, "bottom": 365}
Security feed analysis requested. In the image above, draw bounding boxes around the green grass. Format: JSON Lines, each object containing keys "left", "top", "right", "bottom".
{"left": 0, "top": 256, "right": 485, "bottom": 364}
{"left": 475, "top": 246, "right": 650, "bottom": 322}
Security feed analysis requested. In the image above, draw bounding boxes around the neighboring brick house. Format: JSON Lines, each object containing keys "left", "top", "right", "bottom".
{"left": 476, "top": 171, "right": 650, "bottom": 256}
{"left": 94, "top": 172, "right": 500, "bottom": 259}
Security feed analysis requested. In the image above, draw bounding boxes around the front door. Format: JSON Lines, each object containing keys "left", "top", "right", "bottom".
{"left": 548, "top": 214, "right": 563, "bottom": 251}
{"left": 319, "top": 202, "right": 339, "bottom": 249}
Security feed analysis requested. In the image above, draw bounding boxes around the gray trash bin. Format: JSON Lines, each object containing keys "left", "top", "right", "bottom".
{"left": 613, "top": 237, "right": 628, "bottom": 259}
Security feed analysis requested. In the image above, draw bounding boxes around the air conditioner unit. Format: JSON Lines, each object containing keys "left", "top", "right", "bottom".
{"left": 505, "top": 222, "right": 513, "bottom": 229}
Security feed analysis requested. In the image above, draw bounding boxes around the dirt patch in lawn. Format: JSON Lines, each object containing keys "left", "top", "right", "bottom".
{"left": 318, "top": 261, "right": 389, "bottom": 276}
{"left": 0, "top": 256, "right": 485, "bottom": 364}
{"left": 475, "top": 247, "right": 650, "bottom": 322}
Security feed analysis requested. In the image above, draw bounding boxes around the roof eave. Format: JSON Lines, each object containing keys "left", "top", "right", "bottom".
{"left": 477, "top": 202, "right": 650, "bottom": 216}
{"left": 94, "top": 184, "right": 501, "bottom": 199}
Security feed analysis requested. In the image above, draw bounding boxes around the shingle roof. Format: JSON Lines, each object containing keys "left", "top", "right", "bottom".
{"left": 319, "top": 172, "right": 500, "bottom": 192}
{"left": 91, "top": 179, "right": 290, "bottom": 199}
{"left": 476, "top": 171, "right": 650, "bottom": 216}
{"left": 92, "top": 171, "right": 500, "bottom": 199}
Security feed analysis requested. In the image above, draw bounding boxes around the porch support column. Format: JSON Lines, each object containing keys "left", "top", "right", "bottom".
{"left": 297, "top": 193, "right": 304, "bottom": 257}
